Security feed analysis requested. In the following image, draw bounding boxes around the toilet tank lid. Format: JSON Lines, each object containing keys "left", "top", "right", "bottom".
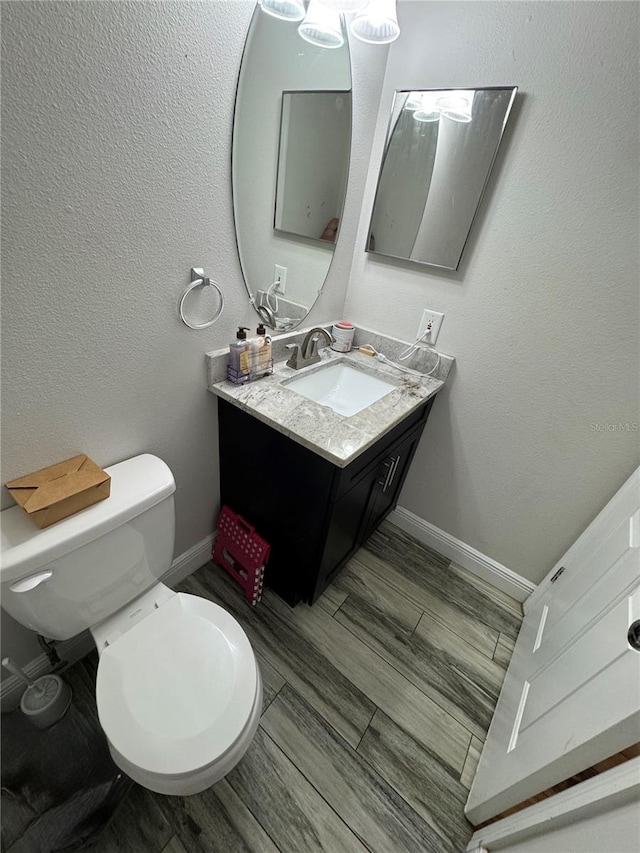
{"left": 0, "top": 454, "right": 176, "bottom": 582}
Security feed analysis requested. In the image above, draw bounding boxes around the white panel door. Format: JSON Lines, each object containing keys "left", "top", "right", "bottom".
{"left": 465, "top": 468, "right": 640, "bottom": 825}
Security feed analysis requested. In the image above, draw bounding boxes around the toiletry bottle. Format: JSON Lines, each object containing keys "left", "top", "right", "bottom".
{"left": 229, "top": 327, "right": 250, "bottom": 382}
{"left": 256, "top": 324, "right": 272, "bottom": 373}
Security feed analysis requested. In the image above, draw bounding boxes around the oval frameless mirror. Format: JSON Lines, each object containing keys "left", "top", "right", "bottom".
{"left": 232, "top": 3, "right": 352, "bottom": 330}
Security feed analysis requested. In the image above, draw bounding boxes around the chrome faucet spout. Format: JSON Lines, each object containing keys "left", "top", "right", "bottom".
{"left": 286, "top": 328, "right": 334, "bottom": 370}
{"left": 302, "top": 328, "right": 333, "bottom": 360}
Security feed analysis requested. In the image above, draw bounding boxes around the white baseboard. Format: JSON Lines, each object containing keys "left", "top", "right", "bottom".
{"left": 163, "top": 533, "right": 216, "bottom": 588}
{"left": 0, "top": 533, "right": 216, "bottom": 710}
{"left": 388, "top": 507, "right": 536, "bottom": 603}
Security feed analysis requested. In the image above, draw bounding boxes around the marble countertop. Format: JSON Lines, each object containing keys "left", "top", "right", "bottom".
{"left": 207, "top": 329, "right": 453, "bottom": 467}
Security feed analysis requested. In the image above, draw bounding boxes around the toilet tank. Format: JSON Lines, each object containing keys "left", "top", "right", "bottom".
{"left": 0, "top": 454, "right": 176, "bottom": 640}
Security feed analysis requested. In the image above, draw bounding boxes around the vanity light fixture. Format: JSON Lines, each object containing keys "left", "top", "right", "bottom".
{"left": 259, "top": 0, "right": 305, "bottom": 22}
{"left": 350, "top": 0, "right": 400, "bottom": 44}
{"left": 404, "top": 92, "right": 422, "bottom": 111}
{"left": 413, "top": 92, "right": 440, "bottom": 122}
{"left": 317, "top": 0, "right": 367, "bottom": 11}
{"left": 298, "top": 0, "right": 345, "bottom": 49}
{"left": 436, "top": 90, "right": 475, "bottom": 123}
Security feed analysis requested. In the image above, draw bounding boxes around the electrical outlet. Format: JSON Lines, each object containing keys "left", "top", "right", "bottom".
{"left": 274, "top": 264, "right": 287, "bottom": 295}
{"left": 417, "top": 309, "right": 444, "bottom": 345}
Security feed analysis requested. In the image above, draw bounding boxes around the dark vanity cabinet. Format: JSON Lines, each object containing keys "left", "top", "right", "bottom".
{"left": 217, "top": 396, "right": 435, "bottom": 606}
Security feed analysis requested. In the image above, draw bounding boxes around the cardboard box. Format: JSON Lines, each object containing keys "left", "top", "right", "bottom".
{"left": 5, "top": 454, "right": 111, "bottom": 529}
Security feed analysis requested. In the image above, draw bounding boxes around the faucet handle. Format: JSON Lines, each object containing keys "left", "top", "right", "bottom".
{"left": 308, "top": 336, "right": 322, "bottom": 360}
{"left": 285, "top": 343, "right": 303, "bottom": 369}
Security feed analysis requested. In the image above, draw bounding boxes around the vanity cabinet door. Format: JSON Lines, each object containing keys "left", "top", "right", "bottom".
{"left": 361, "top": 426, "right": 424, "bottom": 543}
{"left": 309, "top": 417, "right": 430, "bottom": 603}
{"left": 309, "top": 468, "right": 381, "bottom": 602}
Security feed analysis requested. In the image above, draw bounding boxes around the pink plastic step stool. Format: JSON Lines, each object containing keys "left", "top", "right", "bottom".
{"left": 212, "top": 506, "right": 270, "bottom": 606}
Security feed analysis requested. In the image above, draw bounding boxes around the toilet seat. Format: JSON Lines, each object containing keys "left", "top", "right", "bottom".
{"left": 95, "top": 592, "right": 258, "bottom": 778}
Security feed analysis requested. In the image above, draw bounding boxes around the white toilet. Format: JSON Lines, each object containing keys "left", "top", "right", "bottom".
{"left": 0, "top": 454, "right": 262, "bottom": 795}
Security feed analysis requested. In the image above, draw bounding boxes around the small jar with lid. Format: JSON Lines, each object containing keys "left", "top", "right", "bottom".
{"left": 331, "top": 321, "right": 355, "bottom": 353}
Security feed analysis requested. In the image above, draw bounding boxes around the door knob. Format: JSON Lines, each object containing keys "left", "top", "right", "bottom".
{"left": 628, "top": 619, "right": 640, "bottom": 651}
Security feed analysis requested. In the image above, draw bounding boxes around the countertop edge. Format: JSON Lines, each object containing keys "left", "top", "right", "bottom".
{"left": 207, "top": 343, "right": 447, "bottom": 467}
{"left": 209, "top": 376, "right": 442, "bottom": 468}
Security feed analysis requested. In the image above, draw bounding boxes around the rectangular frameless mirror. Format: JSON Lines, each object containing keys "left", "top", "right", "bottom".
{"left": 275, "top": 90, "right": 351, "bottom": 244}
{"left": 367, "top": 87, "right": 517, "bottom": 270}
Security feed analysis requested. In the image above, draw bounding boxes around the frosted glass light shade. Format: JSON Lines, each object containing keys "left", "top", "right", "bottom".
{"left": 318, "top": 0, "right": 367, "bottom": 11}
{"left": 414, "top": 92, "right": 440, "bottom": 122}
{"left": 260, "top": 0, "right": 305, "bottom": 22}
{"left": 436, "top": 91, "right": 475, "bottom": 123}
{"left": 405, "top": 92, "right": 422, "bottom": 111}
{"left": 350, "top": 0, "right": 400, "bottom": 44}
{"left": 298, "top": 0, "right": 345, "bottom": 49}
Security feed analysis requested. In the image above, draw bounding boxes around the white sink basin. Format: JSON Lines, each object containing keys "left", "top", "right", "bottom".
{"left": 284, "top": 361, "right": 397, "bottom": 417}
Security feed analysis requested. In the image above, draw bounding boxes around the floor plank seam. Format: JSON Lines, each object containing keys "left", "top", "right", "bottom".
{"left": 354, "top": 550, "right": 452, "bottom": 616}
{"left": 261, "top": 656, "right": 289, "bottom": 686}
{"left": 408, "top": 608, "right": 427, "bottom": 640}
{"left": 261, "top": 679, "right": 286, "bottom": 718}
{"left": 331, "top": 593, "right": 349, "bottom": 619}
{"left": 451, "top": 664, "right": 498, "bottom": 706}
{"left": 224, "top": 755, "right": 285, "bottom": 853}
{"left": 327, "top": 608, "right": 479, "bottom": 748}
{"left": 491, "top": 631, "right": 501, "bottom": 660}
{"left": 355, "top": 555, "right": 501, "bottom": 662}
{"left": 460, "top": 736, "right": 476, "bottom": 786}
{"left": 353, "top": 706, "right": 378, "bottom": 754}
{"left": 257, "top": 726, "right": 370, "bottom": 852}
{"left": 351, "top": 739, "right": 445, "bottom": 842}
{"left": 351, "top": 730, "right": 471, "bottom": 851}
{"left": 262, "top": 693, "right": 453, "bottom": 853}
{"left": 421, "top": 608, "right": 500, "bottom": 663}
{"left": 364, "top": 531, "right": 523, "bottom": 640}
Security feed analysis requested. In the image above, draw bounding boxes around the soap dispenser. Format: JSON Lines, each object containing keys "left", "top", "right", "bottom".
{"left": 255, "top": 324, "right": 272, "bottom": 372}
{"left": 228, "top": 327, "right": 250, "bottom": 384}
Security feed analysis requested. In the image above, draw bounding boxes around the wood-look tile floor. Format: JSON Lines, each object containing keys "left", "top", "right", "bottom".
{"left": 2, "top": 522, "right": 522, "bottom": 853}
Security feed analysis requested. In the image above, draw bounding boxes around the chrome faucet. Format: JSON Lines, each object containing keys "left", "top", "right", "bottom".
{"left": 256, "top": 303, "right": 277, "bottom": 329}
{"left": 286, "top": 327, "right": 333, "bottom": 370}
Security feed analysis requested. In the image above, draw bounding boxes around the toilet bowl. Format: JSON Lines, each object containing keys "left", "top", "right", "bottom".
{"left": 92, "top": 585, "right": 262, "bottom": 795}
{"left": 0, "top": 454, "right": 262, "bottom": 795}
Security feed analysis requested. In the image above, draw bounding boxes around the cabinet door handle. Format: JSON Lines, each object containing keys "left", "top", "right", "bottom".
{"left": 388, "top": 454, "right": 401, "bottom": 490}
{"left": 382, "top": 454, "right": 401, "bottom": 492}
{"left": 378, "top": 458, "right": 393, "bottom": 488}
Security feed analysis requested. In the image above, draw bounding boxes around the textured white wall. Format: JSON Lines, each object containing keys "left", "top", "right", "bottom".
{"left": 0, "top": 1, "right": 386, "bottom": 667}
{"left": 345, "top": 0, "right": 640, "bottom": 584}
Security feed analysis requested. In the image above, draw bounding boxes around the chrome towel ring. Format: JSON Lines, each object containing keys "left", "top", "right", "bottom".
{"left": 179, "top": 268, "right": 224, "bottom": 329}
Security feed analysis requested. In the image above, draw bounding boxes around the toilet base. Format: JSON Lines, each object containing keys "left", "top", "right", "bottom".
{"left": 106, "top": 667, "right": 263, "bottom": 796}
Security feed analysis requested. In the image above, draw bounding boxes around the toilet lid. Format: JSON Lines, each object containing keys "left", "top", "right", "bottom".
{"left": 95, "top": 592, "right": 257, "bottom": 777}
